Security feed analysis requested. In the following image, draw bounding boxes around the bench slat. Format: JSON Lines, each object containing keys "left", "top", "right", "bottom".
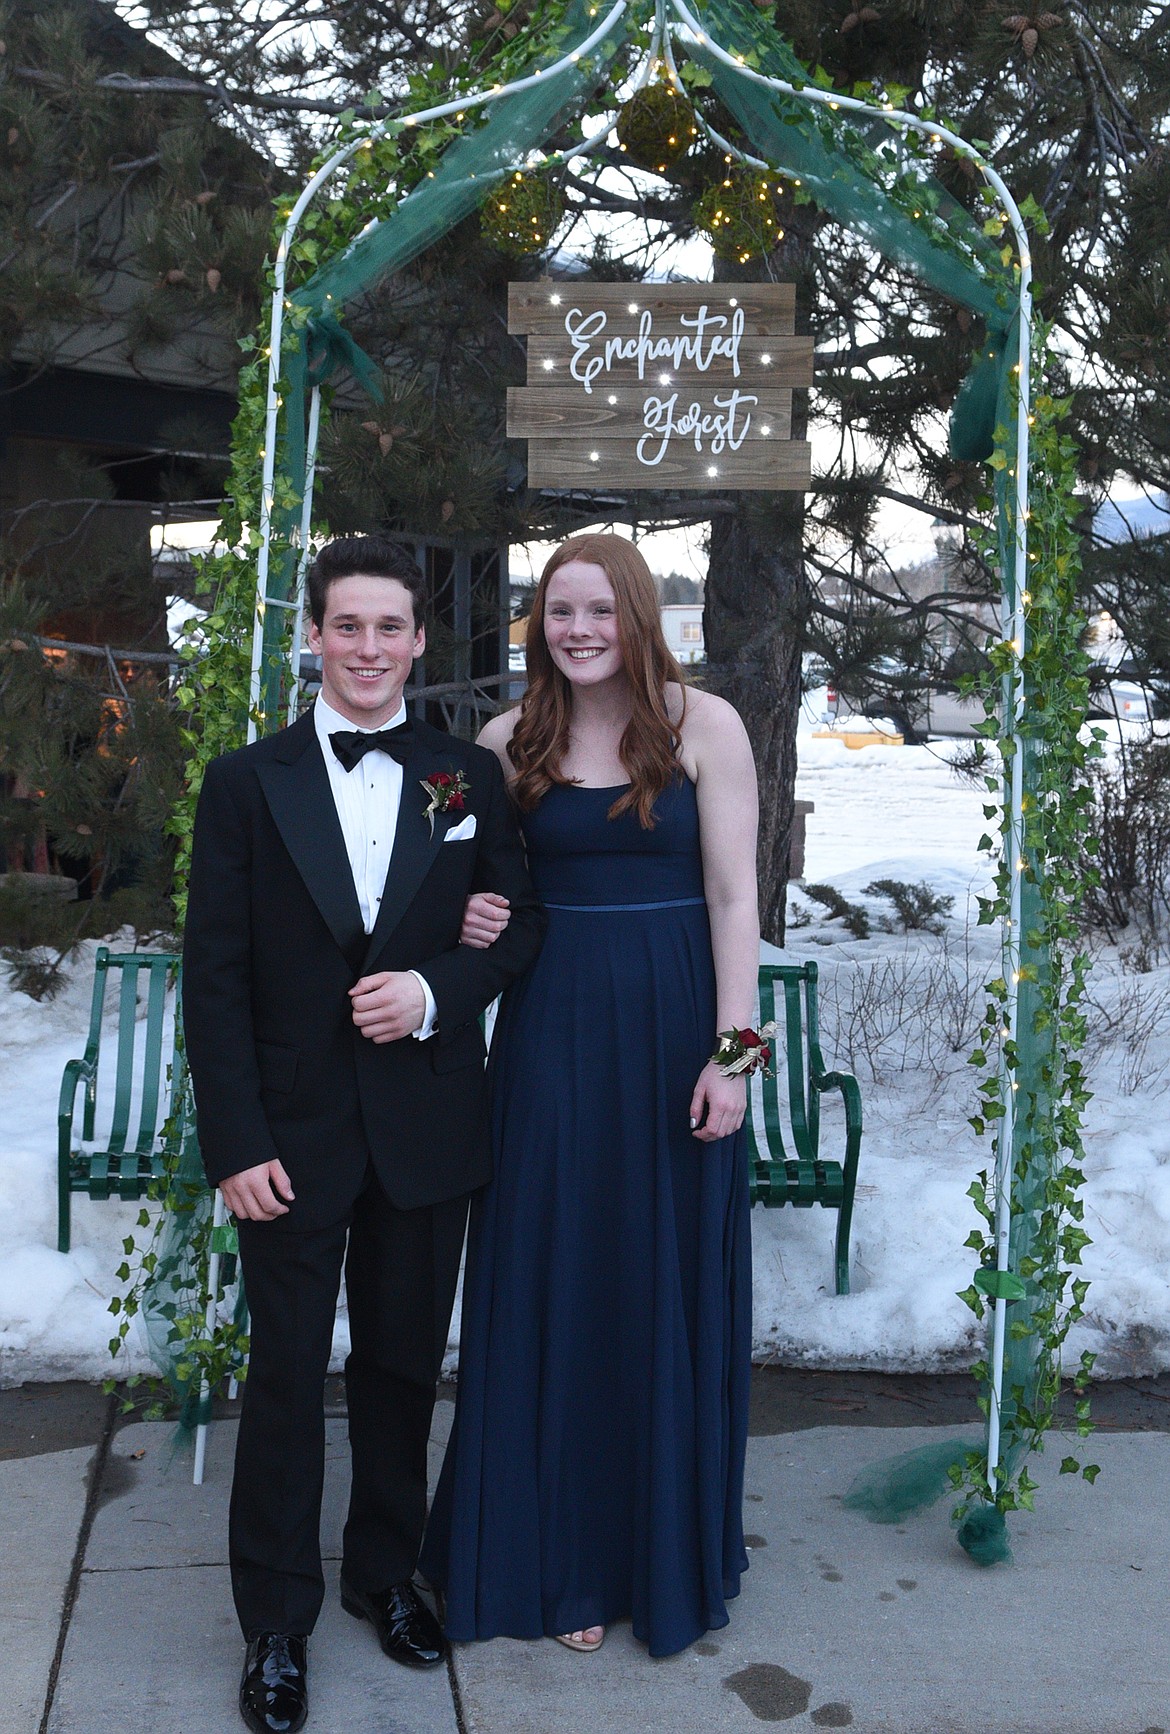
{"left": 106, "top": 961, "right": 143, "bottom": 1155}
{"left": 87, "top": 1152, "right": 111, "bottom": 1199}
{"left": 133, "top": 959, "right": 173, "bottom": 1154}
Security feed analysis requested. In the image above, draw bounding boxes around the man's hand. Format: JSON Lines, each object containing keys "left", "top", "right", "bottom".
{"left": 689, "top": 1061, "right": 747, "bottom": 1143}
{"left": 349, "top": 971, "right": 426, "bottom": 1043}
{"left": 460, "top": 891, "right": 511, "bottom": 949}
{"left": 220, "top": 1159, "right": 295, "bottom": 1221}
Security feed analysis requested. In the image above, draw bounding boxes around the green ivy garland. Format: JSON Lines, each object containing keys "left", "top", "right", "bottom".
{"left": 953, "top": 333, "right": 1101, "bottom": 1520}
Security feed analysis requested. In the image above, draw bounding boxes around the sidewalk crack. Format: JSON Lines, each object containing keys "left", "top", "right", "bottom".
{"left": 37, "top": 1391, "right": 117, "bottom": 1734}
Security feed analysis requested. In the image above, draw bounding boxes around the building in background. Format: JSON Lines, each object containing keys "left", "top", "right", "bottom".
{"left": 661, "top": 604, "right": 705, "bottom": 666}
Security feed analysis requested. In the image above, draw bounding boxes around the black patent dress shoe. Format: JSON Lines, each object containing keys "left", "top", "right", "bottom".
{"left": 340, "top": 1576, "right": 447, "bottom": 1668}
{"left": 239, "top": 1632, "right": 308, "bottom": 1734}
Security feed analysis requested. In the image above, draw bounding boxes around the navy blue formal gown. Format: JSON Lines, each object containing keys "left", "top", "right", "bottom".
{"left": 420, "top": 776, "right": 751, "bottom": 1657}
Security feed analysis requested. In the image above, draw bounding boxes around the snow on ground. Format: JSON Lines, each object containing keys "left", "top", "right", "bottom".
{"left": 4, "top": 699, "right": 1170, "bottom": 1385}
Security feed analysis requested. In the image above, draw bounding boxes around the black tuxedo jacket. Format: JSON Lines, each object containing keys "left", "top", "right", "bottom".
{"left": 182, "top": 708, "right": 546, "bottom": 1227}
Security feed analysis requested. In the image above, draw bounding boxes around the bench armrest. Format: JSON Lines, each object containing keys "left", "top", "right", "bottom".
{"left": 58, "top": 1055, "right": 97, "bottom": 1155}
{"left": 811, "top": 1067, "right": 863, "bottom": 1185}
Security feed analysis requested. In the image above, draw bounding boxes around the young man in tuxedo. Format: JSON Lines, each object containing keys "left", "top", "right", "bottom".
{"left": 182, "top": 536, "right": 545, "bottom": 1734}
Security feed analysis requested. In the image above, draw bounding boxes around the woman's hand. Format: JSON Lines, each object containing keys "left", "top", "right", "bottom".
{"left": 689, "top": 1061, "right": 747, "bottom": 1143}
{"left": 460, "top": 891, "right": 512, "bottom": 948}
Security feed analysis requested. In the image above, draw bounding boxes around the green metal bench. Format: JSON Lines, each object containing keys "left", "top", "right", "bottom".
{"left": 747, "top": 962, "right": 863, "bottom": 1295}
{"left": 57, "top": 946, "right": 180, "bottom": 1253}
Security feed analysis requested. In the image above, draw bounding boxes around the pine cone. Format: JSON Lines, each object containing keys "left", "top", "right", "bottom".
{"left": 859, "top": 6, "right": 881, "bottom": 19}
{"left": 164, "top": 268, "right": 186, "bottom": 285}
{"left": 1037, "top": 12, "right": 1063, "bottom": 26}
{"left": 841, "top": 11, "right": 860, "bottom": 30}
{"left": 1002, "top": 14, "right": 1029, "bottom": 31}
{"left": 1022, "top": 26, "right": 1039, "bottom": 54}
{"left": 205, "top": 267, "right": 222, "bottom": 292}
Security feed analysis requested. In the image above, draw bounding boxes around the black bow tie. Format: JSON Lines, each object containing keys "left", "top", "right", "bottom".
{"left": 329, "top": 721, "right": 414, "bottom": 773}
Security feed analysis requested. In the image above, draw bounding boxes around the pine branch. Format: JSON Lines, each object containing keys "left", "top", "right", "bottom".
{"left": 14, "top": 63, "right": 402, "bottom": 120}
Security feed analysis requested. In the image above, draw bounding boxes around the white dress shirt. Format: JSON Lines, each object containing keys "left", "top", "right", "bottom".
{"left": 314, "top": 693, "right": 437, "bottom": 1040}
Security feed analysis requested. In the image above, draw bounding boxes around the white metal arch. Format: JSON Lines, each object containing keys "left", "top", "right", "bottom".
{"left": 242, "top": 0, "right": 1034, "bottom": 1500}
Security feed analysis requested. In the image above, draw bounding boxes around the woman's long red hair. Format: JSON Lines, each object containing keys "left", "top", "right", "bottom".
{"left": 508, "top": 533, "right": 687, "bottom": 828}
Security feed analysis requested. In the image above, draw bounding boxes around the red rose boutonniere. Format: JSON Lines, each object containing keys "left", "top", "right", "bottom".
{"left": 421, "top": 769, "right": 471, "bottom": 837}
{"left": 710, "top": 1022, "right": 780, "bottom": 1079}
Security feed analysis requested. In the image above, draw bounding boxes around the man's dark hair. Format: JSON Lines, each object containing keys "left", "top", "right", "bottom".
{"left": 306, "top": 536, "right": 426, "bottom": 628}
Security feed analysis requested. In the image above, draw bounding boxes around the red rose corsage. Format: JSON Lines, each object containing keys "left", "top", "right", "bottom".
{"left": 421, "top": 768, "right": 471, "bottom": 837}
{"left": 710, "top": 1023, "right": 779, "bottom": 1079}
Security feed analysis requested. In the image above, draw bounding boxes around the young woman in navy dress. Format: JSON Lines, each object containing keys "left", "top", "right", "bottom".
{"left": 421, "top": 532, "right": 760, "bottom": 1657}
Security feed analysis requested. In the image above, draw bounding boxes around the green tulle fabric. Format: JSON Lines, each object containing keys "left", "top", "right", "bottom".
{"left": 843, "top": 1437, "right": 981, "bottom": 1527}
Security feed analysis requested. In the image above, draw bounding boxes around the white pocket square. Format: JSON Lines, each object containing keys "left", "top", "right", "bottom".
{"left": 443, "top": 813, "right": 477, "bottom": 842}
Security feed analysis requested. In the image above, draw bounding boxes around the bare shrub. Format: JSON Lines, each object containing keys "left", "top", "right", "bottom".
{"left": 1082, "top": 737, "right": 1170, "bottom": 956}
{"left": 1086, "top": 974, "right": 1170, "bottom": 1096}
{"left": 816, "top": 931, "right": 984, "bottom": 1085}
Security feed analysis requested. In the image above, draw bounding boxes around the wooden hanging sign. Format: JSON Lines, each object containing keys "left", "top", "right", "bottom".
{"left": 507, "top": 281, "right": 812, "bottom": 492}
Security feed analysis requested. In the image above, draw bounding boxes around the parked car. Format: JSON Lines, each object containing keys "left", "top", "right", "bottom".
{"left": 821, "top": 666, "right": 1154, "bottom": 741}
{"left": 822, "top": 679, "right": 982, "bottom": 742}
{"left": 1085, "top": 678, "right": 1150, "bottom": 724}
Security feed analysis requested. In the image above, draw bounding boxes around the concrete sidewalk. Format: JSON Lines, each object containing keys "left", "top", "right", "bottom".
{"left": 4, "top": 1376, "right": 1170, "bottom": 1734}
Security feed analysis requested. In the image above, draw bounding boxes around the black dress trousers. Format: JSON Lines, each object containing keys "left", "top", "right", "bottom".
{"left": 229, "top": 1166, "right": 469, "bottom": 1639}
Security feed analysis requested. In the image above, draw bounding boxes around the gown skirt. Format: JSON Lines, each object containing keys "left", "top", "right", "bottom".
{"left": 420, "top": 777, "right": 752, "bottom": 1658}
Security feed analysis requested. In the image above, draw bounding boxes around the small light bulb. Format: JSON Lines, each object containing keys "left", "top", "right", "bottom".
{"left": 550, "top": 294, "right": 562, "bottom": 305}
{"left": 590, "top": 451, "right": 600, "bottom": 462}
{"left": 761, "top": 352, "right": 772, "bottom": 365}
{"left": 543, "top": 358, "right": 555, "bottom": 371}
{"left": 628, "top": 302, "right": 639, "bottom": 314}
{"left": 707, "top": 465, "right": 719, "bottom": 477}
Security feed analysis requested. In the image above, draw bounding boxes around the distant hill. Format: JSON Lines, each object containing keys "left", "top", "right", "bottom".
{"left": 1095, "top": 496, "right": 1168, "bottom": 542}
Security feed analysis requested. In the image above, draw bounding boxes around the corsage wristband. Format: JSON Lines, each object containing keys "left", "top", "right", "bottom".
{"left": 710, "top": 1023, "right": 778, "bottom": 1079}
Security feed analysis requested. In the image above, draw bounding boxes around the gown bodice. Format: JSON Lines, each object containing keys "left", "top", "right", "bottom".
{"left": 520, "top": 775, "right": 705, "bottom": 908}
